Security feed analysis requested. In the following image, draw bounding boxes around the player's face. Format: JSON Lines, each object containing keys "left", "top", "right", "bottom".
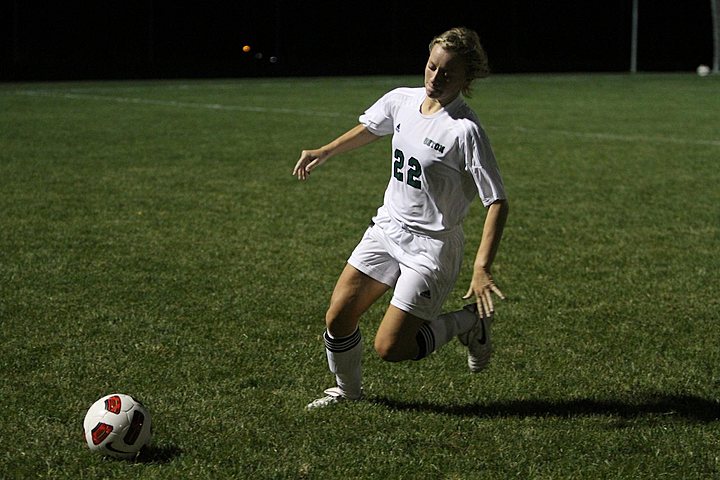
{"left": 424, "top": 45, "right": 469, "bottom": 105}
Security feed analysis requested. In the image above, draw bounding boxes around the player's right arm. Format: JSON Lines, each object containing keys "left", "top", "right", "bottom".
{"left": 292, "top": 124, "right": 380, "bottom": 181}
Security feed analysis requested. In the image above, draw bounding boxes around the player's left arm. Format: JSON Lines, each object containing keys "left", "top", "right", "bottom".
{"left": 463, "top": 199, "right": 509, "bottom": 318}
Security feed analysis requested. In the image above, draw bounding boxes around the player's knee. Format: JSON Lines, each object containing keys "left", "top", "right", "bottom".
{"left": 324, "top": 307, "right": 358, "bottom": 339}
{"left": 373, "top": 336, "right": 407, "bottom": 362}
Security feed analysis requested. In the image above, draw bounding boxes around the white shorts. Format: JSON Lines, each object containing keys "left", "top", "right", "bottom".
{"left": 347, "top": 212, "right": 464, "bottom": 321}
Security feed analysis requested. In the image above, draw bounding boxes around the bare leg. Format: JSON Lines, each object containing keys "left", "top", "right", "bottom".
{"left": 374, "top": 305, "right": 426, "bottom": 362}
{"left": 325, "top": 264, "right": 390, "bottom": 337}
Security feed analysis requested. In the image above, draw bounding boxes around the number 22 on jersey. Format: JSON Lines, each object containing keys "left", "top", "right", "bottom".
{"left": 393, "top": 149, "right": 422, "bottom": 189}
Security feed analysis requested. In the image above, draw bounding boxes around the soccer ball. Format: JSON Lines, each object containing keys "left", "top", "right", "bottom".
{"left": 696, "top": 64, "right": 711, "bottom": 77}
{"left": 83, "top": 393, "right": 152, "bottom": 459}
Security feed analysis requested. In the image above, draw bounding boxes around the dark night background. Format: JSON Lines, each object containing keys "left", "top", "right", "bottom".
{"left": 0, "top": 0, "right": 715, "bottom": 81}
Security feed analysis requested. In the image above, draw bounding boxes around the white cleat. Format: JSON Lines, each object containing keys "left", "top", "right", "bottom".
{"left": 457, "top": 304, "right": 493, "bottom": 373}
{"left": 306, "top": 387, "right": 362, "bottom": 410}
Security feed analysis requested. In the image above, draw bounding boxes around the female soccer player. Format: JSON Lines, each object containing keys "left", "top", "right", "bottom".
{"left": 293, "top": 27, "right": 509, "bottom": 409}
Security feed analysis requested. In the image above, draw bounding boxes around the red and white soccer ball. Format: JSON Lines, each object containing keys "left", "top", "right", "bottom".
{"left": 83, "top": 393, "right": 152, "bottom": 459}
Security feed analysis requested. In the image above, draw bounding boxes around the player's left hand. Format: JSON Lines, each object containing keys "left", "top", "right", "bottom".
{"left": 463, "top": 266, "right": 505, "bottom": 318}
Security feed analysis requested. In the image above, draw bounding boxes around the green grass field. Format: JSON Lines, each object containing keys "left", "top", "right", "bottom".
{"left": 1, "top": 74, "right": 719, "bottom": 479}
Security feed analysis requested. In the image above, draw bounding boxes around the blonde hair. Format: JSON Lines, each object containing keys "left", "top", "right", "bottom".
{"left": 429, "top": 27, "right": 489, "bottom": 96}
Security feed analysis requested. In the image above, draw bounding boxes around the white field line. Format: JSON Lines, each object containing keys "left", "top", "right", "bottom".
{"left": 12, "top": 89, "right": 345, "bottom": 118}
{"left": 10, "top": 89, "right": 720, "bottom": 148}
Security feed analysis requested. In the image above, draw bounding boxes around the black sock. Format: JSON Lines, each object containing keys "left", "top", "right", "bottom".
{"left": 414, "top": 323, "right": 436, "bottom": 360}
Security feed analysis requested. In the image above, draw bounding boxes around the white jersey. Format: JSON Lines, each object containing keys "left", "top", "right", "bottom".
{"left": 359, "top": 87, "right": 505, "bottom": 236}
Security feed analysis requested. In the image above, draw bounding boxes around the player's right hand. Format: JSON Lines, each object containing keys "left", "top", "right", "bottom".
{"left": 292, "top": 149, "right": 328, "bottom": 181}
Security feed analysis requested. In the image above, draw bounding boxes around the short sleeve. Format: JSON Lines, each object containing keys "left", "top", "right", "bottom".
{"left": 358, "top": 91, "right": 397, "bottom": 136}
{"left": 465, "top": 126, "right": 506, "bottom": 206}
